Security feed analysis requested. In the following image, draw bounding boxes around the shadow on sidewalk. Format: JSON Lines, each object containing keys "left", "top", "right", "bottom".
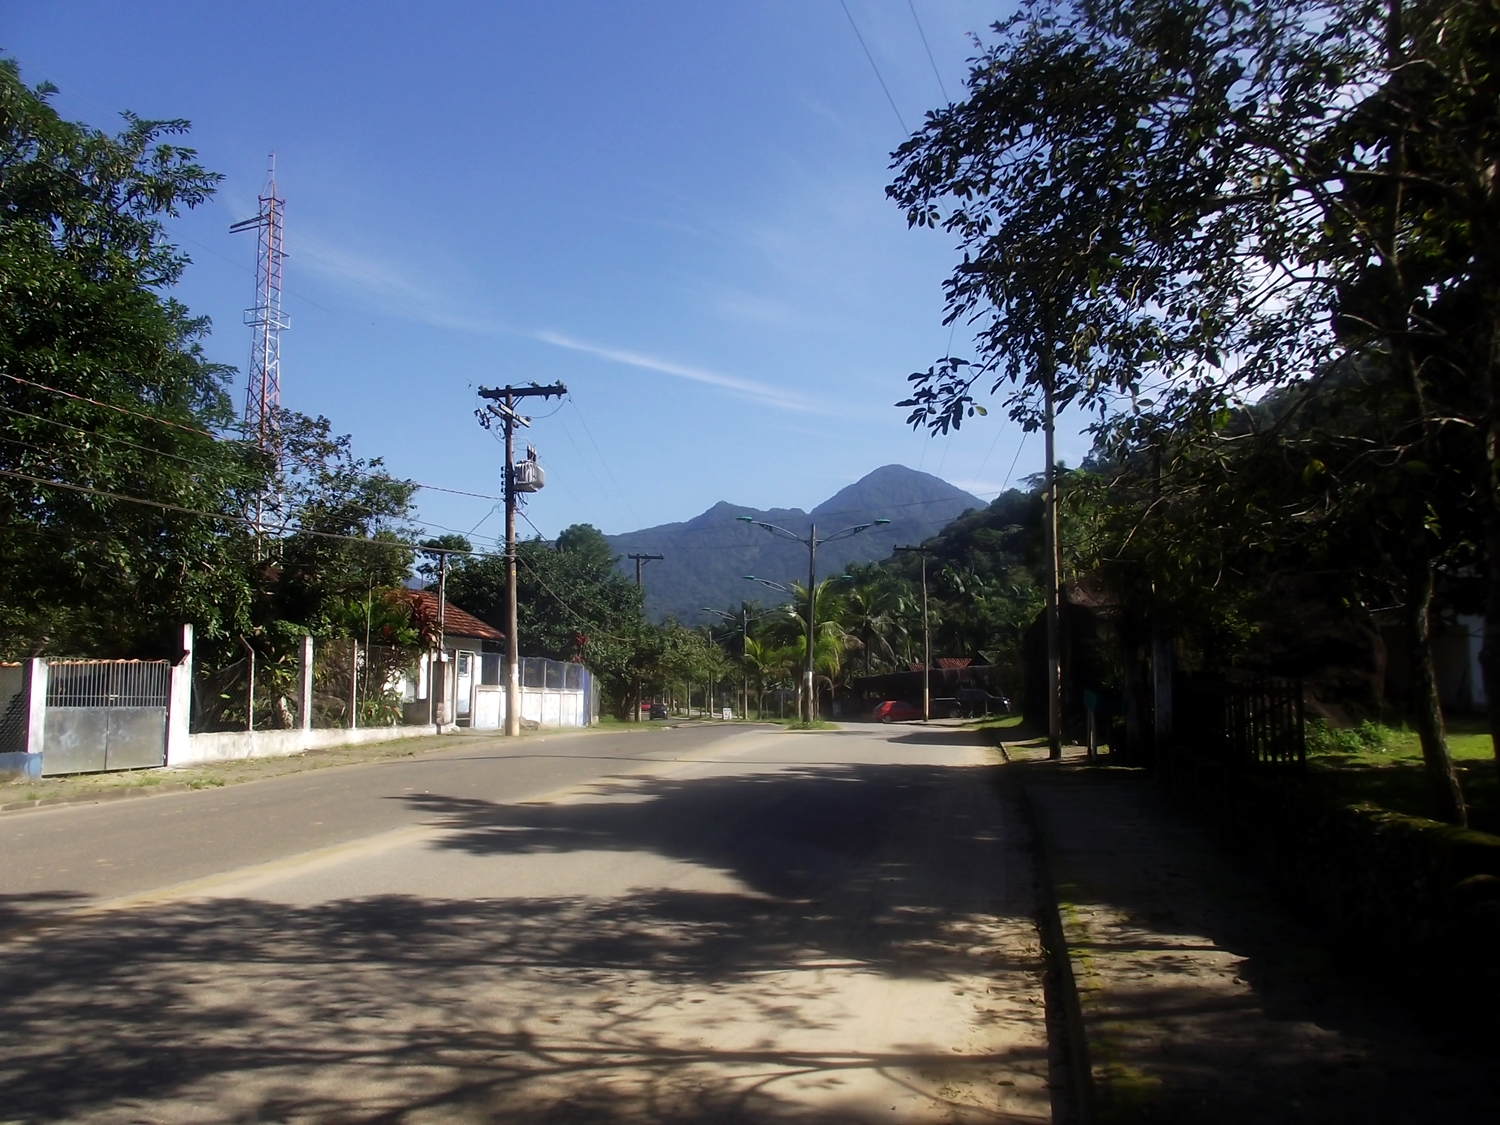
{"left": 1011, "top": 755, "right": 1496, "bottom": 1123}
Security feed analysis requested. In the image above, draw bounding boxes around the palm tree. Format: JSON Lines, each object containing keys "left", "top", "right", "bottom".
{"left": 843, "top": 576, "right": 900, "bottom": 675}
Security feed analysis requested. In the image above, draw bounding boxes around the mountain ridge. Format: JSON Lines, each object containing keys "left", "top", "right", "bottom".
{"left": 606, "top": 465, "right": 983, "bottom": 622}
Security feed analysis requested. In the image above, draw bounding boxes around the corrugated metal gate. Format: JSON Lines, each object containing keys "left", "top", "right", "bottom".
{"left": 43, "top": 660, "right": 170, "bottom": 775}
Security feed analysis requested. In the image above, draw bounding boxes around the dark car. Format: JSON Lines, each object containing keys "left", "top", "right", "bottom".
{"left": 930, "top": 697, "right": 966, "bottom": 719}
{"left": 957, "top": 687, "right": 1012, "bottom": 718}
{"left": 873, "top": 699, "right": 922, "bottom": 723}
{"left": 648, "top": 702, "right": 669, "bottom": 720}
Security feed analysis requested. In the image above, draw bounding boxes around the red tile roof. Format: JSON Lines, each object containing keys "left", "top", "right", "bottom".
{"left": 402, "top": 589, "right": 505, "bottom": 642}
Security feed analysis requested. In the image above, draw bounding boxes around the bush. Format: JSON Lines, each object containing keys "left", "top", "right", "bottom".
{"left": 1307, "top": 718, "right": 1390, "bottom": 755}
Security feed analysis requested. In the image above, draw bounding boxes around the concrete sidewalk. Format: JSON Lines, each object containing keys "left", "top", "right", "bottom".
{"left": 1011, "top": 745, "right": 1495, "bottom": 1124}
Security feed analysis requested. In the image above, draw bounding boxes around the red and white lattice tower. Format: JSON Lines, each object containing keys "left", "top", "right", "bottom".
{"left": 230, "top": 154, "right": 288, "bottom": 462}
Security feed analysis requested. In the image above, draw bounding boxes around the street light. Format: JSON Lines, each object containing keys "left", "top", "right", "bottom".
{"left": 743, "top": 575, "right": 791, "bottom": 593}
{"left": 736, "top": 516, "right": 890, "bottom": 722}
{"left": 704, "top": 604, "right": 776, "bottom": 719}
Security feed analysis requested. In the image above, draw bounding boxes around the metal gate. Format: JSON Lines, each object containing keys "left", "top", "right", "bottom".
{"left": 43, "top": 660, "right": 170, "bottom": 775}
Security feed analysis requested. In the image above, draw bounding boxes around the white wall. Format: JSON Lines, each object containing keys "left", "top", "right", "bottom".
{"left": 170, "top": 723, "right": 445, "bottom": 766}
{"left": 473, "top": 685, "right": 502, "bottom": 729}
{"left": 471, "top": 685, "right": 587, "bottom": 730}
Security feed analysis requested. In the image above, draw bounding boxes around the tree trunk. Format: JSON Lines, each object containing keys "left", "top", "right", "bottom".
{"left": 1407, "top": 556, "right": 1468, "bottom": 825}
{"left": 1482, "top": 303, "right": 1500, "bottom": 784}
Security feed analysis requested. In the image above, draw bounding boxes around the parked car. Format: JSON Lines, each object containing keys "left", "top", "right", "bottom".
{"left": 648, "top": 702, "right": 669, "bottom": 720}
{"left": 873, "top": 699, "right": 922, "bottom": 723}
{"left": 930, "top": 697, "right": 965, "bottom": 719}
{"left": 957, "top": 687, "right": 1012, "bottom": 718}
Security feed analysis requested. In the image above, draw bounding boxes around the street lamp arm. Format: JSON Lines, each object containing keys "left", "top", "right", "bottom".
{"left": 736, "top": 516, "right": 808, "bottom": 545}
{"left": 743, "top": 575, "right": 792, "bottom": 594}
{"left": 823, "top": 518, "right": 892, "bottom": 543}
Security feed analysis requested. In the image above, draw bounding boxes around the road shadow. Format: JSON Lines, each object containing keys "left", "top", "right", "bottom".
{"left": 0, "top": 757, "right": 1050, "bottom": 1124}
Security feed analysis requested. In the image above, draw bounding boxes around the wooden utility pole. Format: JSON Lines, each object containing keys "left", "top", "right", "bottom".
{"left": 629, "top": 553, "right": 664, "bottom": 588}
{"left": 894, "top": 545, "right": 937, "bottom": 720}
{"left": 627, "top": 554, "right": 662, "bottom": 721}
{"left": 477, "top": 382, "right": 567, "bottom": 736}
{"left": 419, "top": 546, "right": 460, "bottom": 727}
{"left": 1043, "top": 372, "right": 1063, "bottom": 760}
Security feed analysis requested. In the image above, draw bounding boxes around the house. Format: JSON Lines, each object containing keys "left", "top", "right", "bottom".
{"left": 399, "top": 590, "right": 505, "bottom": 727}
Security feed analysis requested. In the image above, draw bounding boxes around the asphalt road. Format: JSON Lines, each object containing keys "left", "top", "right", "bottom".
{"left": 0, "top": 724, "right": 756, "bottom": 906}
{"left": 0, "top": 722, "right": 1050, "bottom": 1124}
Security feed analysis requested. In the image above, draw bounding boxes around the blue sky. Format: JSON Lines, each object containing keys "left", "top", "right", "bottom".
{"left": 3, "top": 1, "right": 1093, "bottom": 549}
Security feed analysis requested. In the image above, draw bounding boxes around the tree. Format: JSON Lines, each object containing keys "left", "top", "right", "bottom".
{"left": 888, "top": 0, "right": 1496, "bottom": 818}
{"left": 260, "top": 409, "right": 417, "bottom": 637}
{"left": 0, "top": 57, "right": 260, "bottom": 658}
{"left": 555, "top": 522, "right": 616, "bottom": 572}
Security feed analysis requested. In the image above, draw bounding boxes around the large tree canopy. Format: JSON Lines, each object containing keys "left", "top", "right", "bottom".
{"left": 0, "top": 58, "right": 255, "bottom": 656}
{"left": 890, "top": 0, "right": 1497, "bottom": 440}
{"left": 889, "top": 0, "right": 1500, "bottom": 816}
{"left": 0, "top": 59, "right": 417, "bottom": 660}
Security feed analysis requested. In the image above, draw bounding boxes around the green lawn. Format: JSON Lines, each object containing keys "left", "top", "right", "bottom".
{"left": 1308, "top": 715, "right": 1498, "bottom": 832}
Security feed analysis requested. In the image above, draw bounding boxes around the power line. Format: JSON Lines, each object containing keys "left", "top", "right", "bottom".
{"left": 1001, "top": 431, "right": 1030, "bottom": 492}
{"left": 0, "top": 468, "right": 415, "bottom": 550}
{"left": 4, "top": 369, "right": 505, "bottom": 502}
{"left": 518, "top": 508, "right": 555, "bottom": 544}
{"left": 2, "top": 371, "right": 229, "bottom": 441}
{"left": 971, "top": 417, "right": 1008, "bottom": 489}
{"left": 517, "top": 554, "right": 643, "bottom": 646}
{"left": 0, "top": 403, "right": 259, "bottom": 480}
{"left": 906, "top": 0, "right": 950, "bottom": 104}
{"left": 839, "top": 0, "right": 910, "bottom": 135}
{"left": 567, "top": 397, "right": 640, "bottom": 523}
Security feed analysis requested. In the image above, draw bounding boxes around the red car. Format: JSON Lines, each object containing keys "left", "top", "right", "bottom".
{"left": 873, "top": 699, "right": 922, "bottom": 723}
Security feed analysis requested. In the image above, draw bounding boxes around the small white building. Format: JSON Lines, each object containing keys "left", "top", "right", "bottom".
{"left": 398, "top": 591, "right": 595, "bottom": 729}
{"left": 401, "top": 591, "right": 505, "bottom": 727}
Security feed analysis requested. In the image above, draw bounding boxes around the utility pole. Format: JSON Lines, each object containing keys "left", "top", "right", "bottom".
{"left": 420, "top": 547, "right": 461, "bottom": 728}
{"left": 477, "top": 382, "right": 567, "bottom": 736}
{"left": 627, "top": 554, "right": 663, "bottom": 721}
{"left": 894, "top": 545, "right": 937, "bottom": 721}
{"left": 628, "top": 553, "right": 664, "bottom": 588}
{"left": 705, "top": 604, "right": 767, "bottom": 720}
{"left": 738, "top": 516, "right": 889, "bottom": 722}
{"left": 1043, "top": 370, "right": 1063, "bottom": 760}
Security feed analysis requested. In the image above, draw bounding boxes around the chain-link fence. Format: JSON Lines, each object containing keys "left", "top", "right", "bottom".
{"left": 191, "top": 640, "right": 304, "bottom": 734}
{"left": 520, "top": 657, "right": 587, "bottom": 692}
{"left": 192, "top": 636, "right": 425, "bottom": 733}
{"left": 191, "top": 639, "right": 591, "bottom": 734}
{"left": 0, "top": 663, "right": 25, "bottom": 754}
{"left": 312, "top": 640, "right": 424, "bottom": 728}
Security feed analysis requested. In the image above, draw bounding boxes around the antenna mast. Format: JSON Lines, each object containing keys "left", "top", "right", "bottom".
{"left": 230, "top": 155, "right": 289, "bottom": 506}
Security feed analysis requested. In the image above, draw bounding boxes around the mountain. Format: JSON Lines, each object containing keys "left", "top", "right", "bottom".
{"left": 606, "top": 465, "right": 983, "bottom": 622}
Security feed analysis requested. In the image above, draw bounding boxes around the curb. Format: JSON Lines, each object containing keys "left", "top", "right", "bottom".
{"left": 1020, "top": 780, "right": 1096, "bottom": 1125}
{"left": 0, "top": 721, "right": 684, "bottom": 817}
{"left": 0, "top": 781, "right": 199, "bottom": 816}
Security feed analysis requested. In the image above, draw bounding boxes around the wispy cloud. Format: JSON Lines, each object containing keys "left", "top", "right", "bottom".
{"left": 286, "top": 231, "right": 839, "bottom": 416}
{"left": 532, "top": 330, "right": 834, "bottom": 415}
{"left": 293, "top": 232, "right": 505, "bottom": 336}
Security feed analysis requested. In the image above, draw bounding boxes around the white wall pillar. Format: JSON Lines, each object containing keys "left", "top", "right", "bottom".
{"left": 299, "top": 635, "right": 314, "bottom": 731}
{"left": 165, "top": 624, "right": 193, "bottom": 765}
{"left": 22, "top": 658, "right": 48, "bottom": 774}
